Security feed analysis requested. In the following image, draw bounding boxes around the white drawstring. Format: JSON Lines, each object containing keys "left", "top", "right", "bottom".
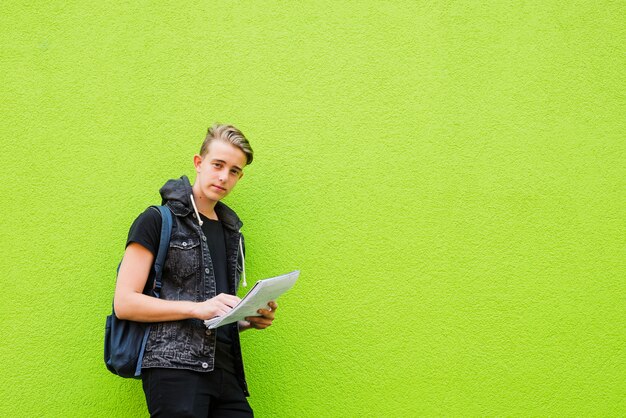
{"left": 239, "top": 234, "right": 247, "bottom": 287}
{"left": 191, "top": 193, "right": 246, "bottom": 287}
{"left": 190, "top": 194, "right": 203, "bottom": 226}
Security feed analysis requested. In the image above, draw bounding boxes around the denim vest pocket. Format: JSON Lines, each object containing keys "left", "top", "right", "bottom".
{"left": 145, "top": 321, "right": 190, "bottom": 355}
{"left": 167, "top": 237, "right": 200, "bottom": 284}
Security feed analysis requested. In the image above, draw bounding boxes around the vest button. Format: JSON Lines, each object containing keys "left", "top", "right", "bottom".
{"left": 201, "top": 362, "right": 209, "bottom": 369}
{"left": 205, "top": 268, "right": 210, "bottom": 274}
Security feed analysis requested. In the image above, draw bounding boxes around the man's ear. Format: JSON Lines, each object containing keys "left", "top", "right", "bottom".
{"left": 193, "top": 154, "right": 203, "bottom": 172}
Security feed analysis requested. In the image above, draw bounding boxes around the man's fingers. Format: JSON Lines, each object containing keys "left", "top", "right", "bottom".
{"left": 246, "top": 316, "right": 273, "bottom": 328}
{"left": 248, "top": 317, "right": 271, "bottom": 324}
{"left": 257, "top": 309, "right": 275, "bottom": 319}
{"left": 217, "top": 293, "right": 241, "bottom": 307}
{"left": 258, "top": 301, "right": 277, "bottom": 315}
{"left": 217, "top": 305, "right": 233, "bottom": 315}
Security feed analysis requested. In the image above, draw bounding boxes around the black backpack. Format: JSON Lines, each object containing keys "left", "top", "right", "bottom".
{"left": 104, "top": 205, "right": 172, "bottom": 378}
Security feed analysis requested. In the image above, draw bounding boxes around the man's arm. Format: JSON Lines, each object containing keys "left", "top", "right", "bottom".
{"left": 114, "top": 242, "right": 241, "bottom": 322}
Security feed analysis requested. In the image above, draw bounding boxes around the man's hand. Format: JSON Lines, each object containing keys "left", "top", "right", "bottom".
{"left": 191, "top": 293, "right": 241, "bottom": 320}
{"left": 240, "top": 301, "right": 278, "bottom": 331}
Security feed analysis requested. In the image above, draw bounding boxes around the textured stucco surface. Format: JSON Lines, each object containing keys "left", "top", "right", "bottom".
{"left": 1, "top": 1, "right": 624, "bottom": 416}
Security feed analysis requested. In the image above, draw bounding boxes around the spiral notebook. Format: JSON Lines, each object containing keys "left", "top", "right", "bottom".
{"left": 204, "top": 270, "right": 300, "bottom": 329}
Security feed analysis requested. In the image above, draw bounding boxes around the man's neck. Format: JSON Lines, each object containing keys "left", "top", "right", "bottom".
{"left": 191, "top": 184, "right": 218, "bottom": 220}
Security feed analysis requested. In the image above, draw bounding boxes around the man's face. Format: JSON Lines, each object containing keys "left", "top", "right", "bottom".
{"left": 193, "top": 140, "right": 247, "bottom": 204}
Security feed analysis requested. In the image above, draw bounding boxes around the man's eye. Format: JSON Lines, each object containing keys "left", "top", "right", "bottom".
{"left": 212, "top": 163, "right": 221, "bottom": 168}
{"left": 230, "top": 170, "right": 240, "bottom": 175}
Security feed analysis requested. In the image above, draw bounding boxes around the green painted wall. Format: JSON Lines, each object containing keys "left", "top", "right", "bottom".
{"left": 1, "top": 1, "right": 624, "bottom": 416}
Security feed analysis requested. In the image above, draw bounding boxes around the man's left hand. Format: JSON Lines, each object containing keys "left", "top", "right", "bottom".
{"left": 241, "top": 301, "right": 277, "bottom": 330}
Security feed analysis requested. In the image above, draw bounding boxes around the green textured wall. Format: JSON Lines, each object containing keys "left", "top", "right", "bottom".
{"left": 1, "top": 1, "right": 624, "bottom": 416}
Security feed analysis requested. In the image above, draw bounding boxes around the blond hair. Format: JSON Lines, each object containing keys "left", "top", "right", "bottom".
{"left": 200, "top": 124, "right": 254, "bottom": 165}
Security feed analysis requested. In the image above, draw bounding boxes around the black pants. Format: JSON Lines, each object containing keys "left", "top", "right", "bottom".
{"left": 142, "top": 368, "right": 253, "bottom": 418}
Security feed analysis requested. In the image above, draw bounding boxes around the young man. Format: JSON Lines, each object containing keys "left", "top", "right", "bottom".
{"left": 114, "top": 124, "right": 275, "bottom": 417}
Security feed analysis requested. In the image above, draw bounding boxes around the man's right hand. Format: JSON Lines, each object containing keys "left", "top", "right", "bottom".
{"left": 191, "top": 293, "right": 241, "bottom": 320}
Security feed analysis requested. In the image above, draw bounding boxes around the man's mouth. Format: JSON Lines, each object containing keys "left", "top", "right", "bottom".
{"left": 211, "top": 185, "right": 226, "bottom": 191}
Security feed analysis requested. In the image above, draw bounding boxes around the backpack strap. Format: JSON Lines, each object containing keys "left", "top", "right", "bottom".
{"left": 150, "top": 205, "right": 172, "bottom": 298}
{"left": 135, "top": 205, "right": 172, "bottom": 376}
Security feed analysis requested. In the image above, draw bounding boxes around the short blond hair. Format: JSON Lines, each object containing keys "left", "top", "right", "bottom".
{"left": 200, "top": 124, "right": 254, "bottom": 165}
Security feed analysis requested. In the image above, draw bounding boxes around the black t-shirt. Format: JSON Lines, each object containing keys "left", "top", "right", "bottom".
{"left": 126, "top": 207, "right": 237, "bottom": 372}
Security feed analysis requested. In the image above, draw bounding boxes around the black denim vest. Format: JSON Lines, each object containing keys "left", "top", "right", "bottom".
{"left": 141, "top": 176, "right": 249, "bottom": 395}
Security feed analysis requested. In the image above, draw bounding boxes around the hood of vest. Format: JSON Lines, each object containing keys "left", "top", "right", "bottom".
{"left": 159, "top": 175, "right": 243, "bottom": 232}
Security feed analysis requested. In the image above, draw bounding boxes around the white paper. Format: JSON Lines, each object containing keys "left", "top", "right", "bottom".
{"left": 204, "top": 270, "right": 300, "bottom": 329}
